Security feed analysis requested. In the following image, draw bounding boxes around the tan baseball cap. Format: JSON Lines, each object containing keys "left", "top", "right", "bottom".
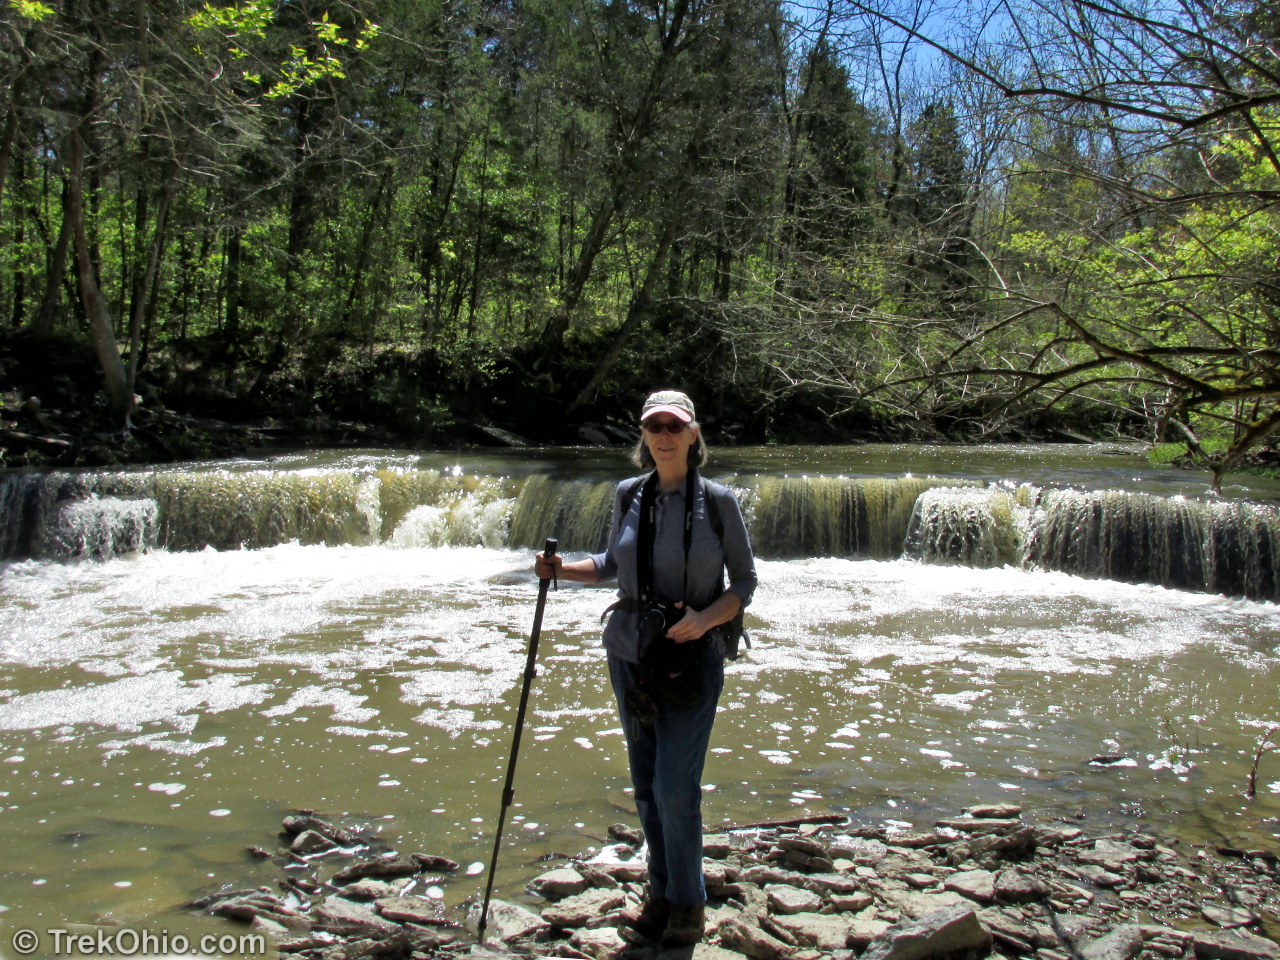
{"left": 640, "top": 390, "right": 695, "bottom": 423}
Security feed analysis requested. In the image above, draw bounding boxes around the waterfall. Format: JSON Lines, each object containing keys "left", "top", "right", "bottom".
{"left": 0, "top": 468, "right": 517, "bottom": 559}
{"left": 5, "top": 461, "right": 1280, "bottom": 603}
{"left": 385, "top": 476, "right": 515, "bottom": 548}
{"left": 744, "top": 476, "right": 979, "bottom": 559}
{"left": 903, "top": 485, "right": 1032, "bottom": 568}
{"left": 0, "top": 471, "right": 156, "bottom": 559}
{"left": 45, "top": 497, "right": 159, "bottom": 560}
{"left": 1025, "top": 489, "right": 1280, "bottom": 599}
{"left": 508, "top": 476, "right": 616, "bottom": 552}
{"left": 153, "top": 472, "right": 371, "bottom": 551}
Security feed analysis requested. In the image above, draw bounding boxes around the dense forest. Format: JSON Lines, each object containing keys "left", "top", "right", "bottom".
{"left": 0, "top": 0, "right": 1277, "bottom": 486}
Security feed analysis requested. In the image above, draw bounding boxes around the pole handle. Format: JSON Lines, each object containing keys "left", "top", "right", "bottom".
{"left": 542, "top": 538, "right": 558, "bottom": 589}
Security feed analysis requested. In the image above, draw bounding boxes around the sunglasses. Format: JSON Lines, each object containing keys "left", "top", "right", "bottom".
{"left": 642, "top": 418, "right": 688, "bottom": 435}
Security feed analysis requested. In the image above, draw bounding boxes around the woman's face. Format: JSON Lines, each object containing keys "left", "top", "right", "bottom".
{"left": 641, "top": 415, "right": 697, "bottom": 469}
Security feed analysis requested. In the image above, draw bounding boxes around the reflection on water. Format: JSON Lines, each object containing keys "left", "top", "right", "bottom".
{"left": 0, "top": 540, "right": 1278, "bottom": 927}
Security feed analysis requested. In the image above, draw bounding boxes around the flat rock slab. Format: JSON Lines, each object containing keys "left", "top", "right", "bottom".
{"left": 1066, "top": 864, "right": 1125, "bottom": 887}
{"left": 881, "top": 890, "right": 972, "bottom": 920}
{"left": 936, "top": 818, "right": 1022, "bottom": 833}
{"left": 766, "top": 884, "right": 823, "bottom": 915}
{"left": 892, "top": 834, "right": 948, "bottom": 849}
{"left": 312, "top": 896, "right": 402, "bottom": 937}
{"left": 542, "top": 889, "right": 627, "bottom": 928}
{"left": 1034, "top": 826, "right": 1083, "bottom": 847}
{"left": 333, "top": 857, "right": 425, "bottom": 883}
{"left": 718, "top": 918, "right": 792, "bottom": 960}
{"left": 1081, "top": 925, "right": 1144, "bottom": 960}
{"left": 1202, "top": 906, "right": 1257, "bottom": 929}
{"left": 596, "top": 862, "right": 648, "bottom": 883}
{"left": 944, "top": 871, "right": 994, "bottom": 904}
{"left": 964, "top": 805, "right": 1022, "bottom": 819}
{"left": 977, "top": 907, "right": 1038, "bottom": 952}
{"left": 803, "top": 872, "right": 862, "bottom": 894}
{"left": 847, "top": 916, "right": 893, "bottom": 949}
{"left": 376, "top": 895, "right": 444, "bottom": 925}
{"left": 1077, "top": 840, "right": 1140, "bottom": 868}
{"left": 770, "top": 912, "right": 856, "bottom": 950}
{"left": 705, "top": 860, "right": 737, "bottom": 887}
{"left": 993, "top": 870, "right": 1048, "bottom": 904}
{"left": 1193, "top": 930, "right": 1280, "bottom": 960}
{"left": 248, "top": 916, "right": 290, "bottom": 940}
{"left": 779, "top": 837, "right": 829, "bottom": 858}
{"left": 829, "top": 839, "right": 888, "bottom": 863}
{"left": 693, "top": 945, "right": 750, "bottom": 960}
{"left": 860, "top": 905, "right": 992, "bottom": 960}
{"left": 570, "top": 927, "right": 626, "bottom": 960}
{"left": 703, "top": 835, "right": 734, "bottom": 859}
{"left": 469, "top": 899, "right": 550, "bottom": 943}
{"left": 343, "top": 879, "right": 404, "bottom": 900}
{"left": 831, "top": 893, "right": 875, "bottom": 912}
{"left": 530, "top": 868, "right": 588, "bottom": 900}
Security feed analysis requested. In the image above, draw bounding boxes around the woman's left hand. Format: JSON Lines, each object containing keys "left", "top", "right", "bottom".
{"left": 666, "top": 602, "right": 712, "bottom": 643}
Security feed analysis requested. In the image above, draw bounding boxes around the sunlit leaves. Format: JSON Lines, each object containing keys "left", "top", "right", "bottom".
{"left": 187, "top": 0, "right": 378, "bottom": 98}
{"left": 6, "top": 0, "right": 53, "bottom": 20}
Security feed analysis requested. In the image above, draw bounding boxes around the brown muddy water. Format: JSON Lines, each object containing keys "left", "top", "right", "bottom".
{"left": 0, "top": 444, "right": 1277, "bottom": 940}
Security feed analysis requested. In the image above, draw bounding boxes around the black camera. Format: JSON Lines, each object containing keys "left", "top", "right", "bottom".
{"left": 626, "top": 600, "right": 706, "bottom": 717}
{"left": 638, "top": 601, "right": 683, "bottom": 654}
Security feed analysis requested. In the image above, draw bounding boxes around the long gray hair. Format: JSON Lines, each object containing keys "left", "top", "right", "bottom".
{"left": 631, "top": 422, "right": 708, "bottom": 469}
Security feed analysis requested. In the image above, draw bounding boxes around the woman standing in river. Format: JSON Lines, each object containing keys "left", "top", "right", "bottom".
{"left": 535, "top": 390, "right": 757, "bottom": 946}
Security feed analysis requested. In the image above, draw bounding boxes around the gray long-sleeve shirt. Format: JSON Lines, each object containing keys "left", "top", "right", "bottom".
{"left": 589, "top": 473, "right": 757, "bottom": 663}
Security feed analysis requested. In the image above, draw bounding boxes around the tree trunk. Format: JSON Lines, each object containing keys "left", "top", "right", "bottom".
{"left": 67, "top": 130, "right": 133, "bottom": 426}
{"left": 28, "top": 180, "right": 71, "bottom": 340}
{"left": 224, "top": 225, "right": 242, "bottom": 349}
{"left": 535, "top": 0, "right": 693, "bottom": 365}
{"left": 125, "top": 180, "right": 173, "bottom": 398}
{"left": 568, "top": 217, "right": 680, "bottom": 412}
{"left": 0, "top": 101, "right": 19, "bottom": 223}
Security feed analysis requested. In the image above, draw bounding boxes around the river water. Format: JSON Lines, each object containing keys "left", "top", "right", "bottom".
{"left": 0, "top": 444, "right": 1278, "bottom": 933}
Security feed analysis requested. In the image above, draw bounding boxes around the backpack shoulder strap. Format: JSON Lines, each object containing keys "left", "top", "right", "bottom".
{"left": 700, "top": 477, "right": 725, "bottom": 541}
{"left": 621, "top": 474, "right": 724, "bottom": 540}
{"left": 619, "top": 474, "right": 649, "bottom": 519}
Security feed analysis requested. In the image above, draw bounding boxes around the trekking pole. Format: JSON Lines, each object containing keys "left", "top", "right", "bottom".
{"left": 477, "top": 537, "right": 558, "bottom": 942}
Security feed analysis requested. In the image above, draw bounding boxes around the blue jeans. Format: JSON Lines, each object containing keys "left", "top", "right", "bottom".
{"left": 607, "top": 647, "right": 724, "bottom": 906}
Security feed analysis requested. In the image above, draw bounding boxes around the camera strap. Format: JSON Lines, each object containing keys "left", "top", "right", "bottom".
{"left": 636, "top": 469, "right": 697, "bottom": 606}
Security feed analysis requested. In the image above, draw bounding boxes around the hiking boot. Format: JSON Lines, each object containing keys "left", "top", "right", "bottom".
{"left": 624, "top": 893, "right": 670, "bottom": 942}
{"left": 661, "top": 902, "right": 706, "bottom": 947}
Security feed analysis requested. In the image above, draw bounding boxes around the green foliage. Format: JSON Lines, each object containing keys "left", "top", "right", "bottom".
{"left": 188, "top": 0, "right": 378, "bottom": 95}
{"left": 6, "top": 0, "right": 52, "bottom": 20}
{"left": 5, "top": 0, "right": 1277, "bottom": 463}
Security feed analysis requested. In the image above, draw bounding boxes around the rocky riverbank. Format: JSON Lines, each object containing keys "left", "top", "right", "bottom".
{"left": 185, "top": 805, "right": 1279, "bottom": 960}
